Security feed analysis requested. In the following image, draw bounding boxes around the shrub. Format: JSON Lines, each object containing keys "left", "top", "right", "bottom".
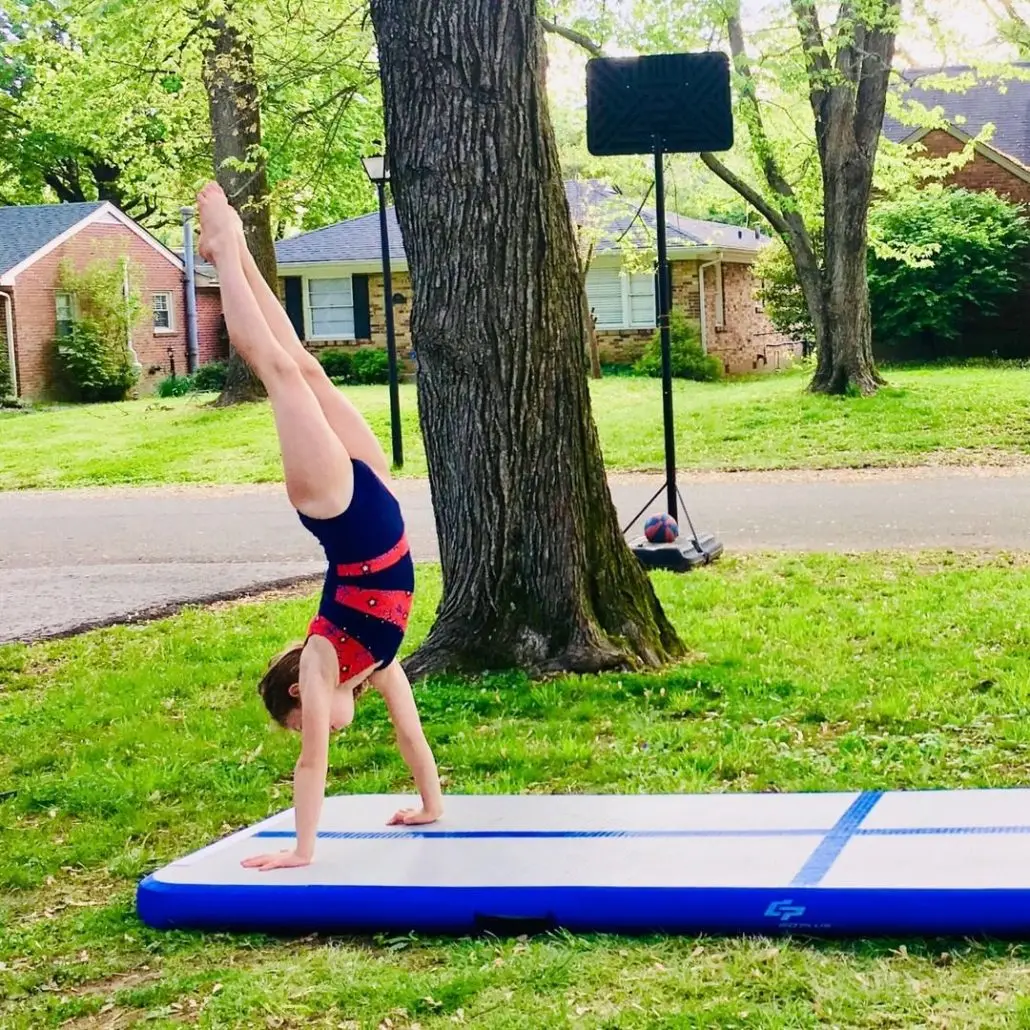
{"left": 755, "top": 188, "right": 1030, "bottom": 350}
{"left": 158, "top": 374, "right": 193, "bottom": 398}
{"left": 0, "top": 345, "right": 11, "bottom": 399}
{"left": 868, "top": 188, "right": 1030, "bottom": 343}
{"left": 50, "top": 254, "right": 143, "bottom": 402}
{"left": 634, "top": 313, "right": 722, "bottom": 382}
{"left": 190, "top": 361, "right": 228, "bottom": 393}
{"left": 754, "top": 240, "right": 815, "bottom": 350}
{"left": 317, "top": 349, "right": 354, "bottom": 381}
{"left": 351, "top": 347, "right": 391, "bottom": 385}
{"left": 53, "top": 319, "right": 140, "bottom": 402}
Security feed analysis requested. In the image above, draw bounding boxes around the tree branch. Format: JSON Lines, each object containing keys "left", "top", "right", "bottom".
{"left": 699, "top": 152, "right": 789, "bottom": 236}
{"left": 789, "top": 0, "right": 832, "bottom": 128}
{"left": 538, "top": 16, "right": 605, "bottom": 58}
{"left": 724, "top": 6, "right": 802, "bottom": 209}
{"left": 853, "top": 0, "right": 901, "bottom": 150}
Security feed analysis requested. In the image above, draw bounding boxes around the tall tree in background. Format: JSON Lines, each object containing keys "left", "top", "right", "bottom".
{"left": 202, "top": 7, "right": 271, "bottom": 404}
{"left": 4, "top": 0, "right": 380, "bottom": 404}
{"left": 1, "top": 0, "right": 380, "bottom": 232}
{"left": 547, "top": 0, "right": 902, "bottom": 395}
{"left": 713, "top": 0, "right": 900, "bottom": 394}
{"left": 0, "top": 1, "right": 209, "bottom": 220}
{"left": 369, "top": 0, "right": 682, "bottom": 678}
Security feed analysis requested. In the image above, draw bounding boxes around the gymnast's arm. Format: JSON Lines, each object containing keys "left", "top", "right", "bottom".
{"left": 242, "top": 639, "right": 335, "bottom": 870}
{"left": 374, "top": 662, "right": 444, "bottom": 826}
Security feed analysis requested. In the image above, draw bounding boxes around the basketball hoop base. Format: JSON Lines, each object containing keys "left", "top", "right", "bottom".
{"left": 630, "top": 534, "right": 723, "bottom": 573}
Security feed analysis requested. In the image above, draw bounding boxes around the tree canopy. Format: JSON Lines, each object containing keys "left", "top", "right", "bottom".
{"left": 0, "top": 0, "right": 382, "bottom": 234}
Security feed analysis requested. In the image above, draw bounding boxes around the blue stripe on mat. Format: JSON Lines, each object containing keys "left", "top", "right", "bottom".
{"left": 254, "top": 819, "right": 1030, "bottom": 843}
{"left": 254, "top": 828, "right": 830, "bottom": 841}
{"left": 790, "top": 790, "right": 883, "bottom": 888}
{"left": 860, "top": 825, "right": 1030, "bottom": 837}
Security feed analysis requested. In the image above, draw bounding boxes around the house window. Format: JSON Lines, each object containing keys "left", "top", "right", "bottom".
{"left": 585, "top": 267, "right": 656, "bottom": 330}
{"left": 307, "top": 277, "right": 354, "bottom": 339}
{"left": 627, "top": 272, "right": 656, "bottom": 328}
{"left": 153, "top": 292, "right": 173, "bottom": 332}
{"left": 55, "top": 292, "right": 76, "bottom": 337}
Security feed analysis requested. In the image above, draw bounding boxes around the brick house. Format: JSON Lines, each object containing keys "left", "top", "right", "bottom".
{"left": 882, "top": 65, "right": 1030, "bottom": 359}
{"left": 0, "top": 202, "right": 224, "bottom": 400}
{"left": 273, "top": 180, "right": 797, "bottom": 375}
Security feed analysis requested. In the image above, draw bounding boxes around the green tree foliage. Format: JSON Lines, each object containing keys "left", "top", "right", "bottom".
{"left": 544, "top": 1, "right": 997, "bottom": 394}
{"left": 0, "top": 342, "right": 12, "bottom": 398}
{"left": 870, "top": 189, "right": 1030, "bottom": 343}
{"left": 0, "top": 0, "right": 209, "bottom": 222}
{"left": 0, "top": 0, "right": 381, "bottom": 232}
{"left": 753, "top": 240, "right": 816, "bottom": 350}
{"left": 758, "top": 189, "right": 1030, "bottom": 348}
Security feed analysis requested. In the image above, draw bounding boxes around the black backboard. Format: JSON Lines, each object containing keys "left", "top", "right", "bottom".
{"left": 586, "top": 52, "right": 733, "bottom": 156}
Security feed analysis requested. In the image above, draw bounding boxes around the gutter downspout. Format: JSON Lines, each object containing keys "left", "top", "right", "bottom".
{"left": 181, "top": 206, "right": 200, "bottom": 373}
{"left": 122, "top": 258, "right": 142, "bottom": 373}
{"left": 1, "top": 290, "right": 16, "bottom": 397}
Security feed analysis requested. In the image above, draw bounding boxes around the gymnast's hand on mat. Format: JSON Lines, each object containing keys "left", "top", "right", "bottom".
{"left": 241, "top": 849, "right": 313, "bottom": 871}
{"left": 388, "top": 806, "right": 442, "bottom": 826}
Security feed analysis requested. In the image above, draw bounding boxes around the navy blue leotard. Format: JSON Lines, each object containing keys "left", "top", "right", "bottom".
{"left": 298, "top": 458, "right": 414, "bottom": 684}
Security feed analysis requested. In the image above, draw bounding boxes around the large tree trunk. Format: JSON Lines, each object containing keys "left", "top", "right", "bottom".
{"left": 810, "top": 170, "right": 881, "bottom": 394}
{"left": 579, "top": 244, "right": 602, "bottom": 379}
{"left": 808, "top": 105, "right": 885, "bottom": 395}
{"left": 370, "top": 0, "right": 683, "bottom": 679}
{"left": 203, "top": 11, "right": 272, "bottom": 405}
{"left": 794, "top": 0, "right": 898, "bottom": 394}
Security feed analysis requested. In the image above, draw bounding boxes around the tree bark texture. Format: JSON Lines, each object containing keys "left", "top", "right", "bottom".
{"left": 369, "top": 0, "right": 683, "bottom": 679}
{"left": 697, "top": 1, "right": 898, "bottom": 395}
{"left": 203, "top": 12, "right": 272, "bottom": 405}
{"left": 790, "top": 0, "right": 898, "bottom": 394}
{"left": 580, "top": 243, "right": 602, "bottom": 379}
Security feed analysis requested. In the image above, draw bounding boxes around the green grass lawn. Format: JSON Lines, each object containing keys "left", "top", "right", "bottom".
{"left": 3, "top": 363, "right": 1030, "bottom": 489}
{"left": 6, "top": 553, "right": 1030, "bottom": 1027}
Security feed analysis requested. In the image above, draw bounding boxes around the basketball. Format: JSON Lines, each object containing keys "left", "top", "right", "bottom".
{"left": 644, "top": 513, "right": 679, "bottom": 543}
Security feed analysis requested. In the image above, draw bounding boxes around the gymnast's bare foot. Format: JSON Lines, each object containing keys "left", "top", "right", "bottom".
{"left": 196, "top": 182, "right": 240, "bottom": 267}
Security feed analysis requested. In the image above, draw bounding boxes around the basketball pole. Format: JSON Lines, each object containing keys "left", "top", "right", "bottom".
{"left": 653, "top": 138, "right": 678, "bottom": 523}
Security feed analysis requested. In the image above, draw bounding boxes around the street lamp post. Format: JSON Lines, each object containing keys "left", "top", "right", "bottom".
{"left": 361, "top": 151, "right": 403, "bottom": 469}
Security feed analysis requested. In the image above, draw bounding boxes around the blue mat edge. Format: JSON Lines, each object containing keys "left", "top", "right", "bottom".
{"left": 136, "top": 877, "right": 1030, "bottom": 937}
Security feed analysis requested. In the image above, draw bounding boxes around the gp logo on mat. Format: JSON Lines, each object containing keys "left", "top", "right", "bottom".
{"left": 765, "top": 900, "right": 807, "bottom": 923}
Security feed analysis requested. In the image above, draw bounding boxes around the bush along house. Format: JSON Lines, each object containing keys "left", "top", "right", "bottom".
{"left": 882, "top": 64, "right": 1030, "bottom": 361}
{"left": 0, "top": 201, "right": 224, "bottom": 400}
{"left": 272, "top": 179, "right": 798, "bottom": 376}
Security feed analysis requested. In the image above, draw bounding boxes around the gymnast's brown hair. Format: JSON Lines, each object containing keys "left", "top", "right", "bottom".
{"left": 256, "top": 643, "right": 305, "bottom": 726}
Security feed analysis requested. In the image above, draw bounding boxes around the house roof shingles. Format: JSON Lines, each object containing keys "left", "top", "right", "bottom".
{"left": 276, "top": 209, "right": 406, "bottom": 265}
{"left": 275, "top": 180, "right": 766, "bottom": 267}
{"left": 883, "top": 64, "right": 1030, "bottom": 168}
{"left": 0, "top": 201, "right": 105, "bottom": 277}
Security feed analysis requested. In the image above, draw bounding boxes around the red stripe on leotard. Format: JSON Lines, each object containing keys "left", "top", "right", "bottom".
{"left": 333, "top": 585, "right": 414, "bottom": 631}
{"left": 335, "top": 535, "right": 410, "bottom": 578}
{"left": 307, "top": 615, "right": 378, "bottom": 680}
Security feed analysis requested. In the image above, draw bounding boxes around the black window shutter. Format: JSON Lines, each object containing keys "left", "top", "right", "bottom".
{"left": 283, "top": 277, "right": 305, "bottom": 340}
{"left": 353, "top": 274, "right": 371, "bottom": 339}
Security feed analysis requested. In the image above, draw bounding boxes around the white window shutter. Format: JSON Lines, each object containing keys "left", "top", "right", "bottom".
{"left": 585, "top": 268, "right": 624, "bottom": 329}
